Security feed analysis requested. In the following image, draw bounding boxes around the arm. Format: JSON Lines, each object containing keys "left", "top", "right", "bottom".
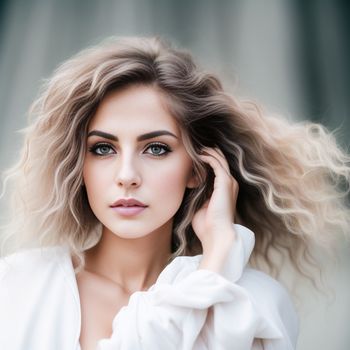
{"left": 193, "top": 148, "right": 298, "bottom": 349}
{"left": 198, "top": 228, "right": 235, "bottom": 273}
{"left": 97, "top": 224, "right": 297, "bottom": 350}
{"left": 97, "top": 148, "right": 298, "bottom": 349}
{"left": 194, "top": 147, "right": 239, "bottom": 274}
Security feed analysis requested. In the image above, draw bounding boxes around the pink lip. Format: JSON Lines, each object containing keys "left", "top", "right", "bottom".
{"left": 111, "top": 198, "right": 147, "bottom": 207}
{"left": 110, "top": 198, "right": 148, "bottom": 217}
{"left": 111, "top": 206, "right": 146, "bottom": 217}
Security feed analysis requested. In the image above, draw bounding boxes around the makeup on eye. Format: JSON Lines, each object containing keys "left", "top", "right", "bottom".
{"left": 88, "top": 141, "right": 173, "bottom": 157}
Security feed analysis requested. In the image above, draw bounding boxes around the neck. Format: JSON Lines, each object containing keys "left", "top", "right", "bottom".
{"left": 82, "top": 222, "right": 173, "bottom": 294}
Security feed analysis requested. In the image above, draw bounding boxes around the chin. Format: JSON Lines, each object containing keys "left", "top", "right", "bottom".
{"left": 105, "top": 222, "right": 152, "bottom": 238}
{"left": 106, "top": 220, "right": 171, "bottom": 240}
{"left": 114, "top": 232, "right": 148, "bottom": 239}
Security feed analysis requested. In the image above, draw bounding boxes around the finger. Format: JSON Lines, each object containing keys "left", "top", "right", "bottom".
{"left": 201, "top": 147, "right": 231, "bottom": 175}
{"left": 198, "top": 153, "right": 231, "bottom": 185}
{"left": 200, "top": 149, "right": 239, "bottom": 199}
{"left": 202, "top": 148, "right": 229, "bottom": 173}
{"left": 213, "top": 148, "right": 239, "bottom": 193}
{"left": 213, "top": 147, "right": 231, "bottom": 174}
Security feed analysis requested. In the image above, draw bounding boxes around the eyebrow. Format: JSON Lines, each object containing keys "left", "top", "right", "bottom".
{"left": 87, "top": 129, "right": 179, "bottom": 142}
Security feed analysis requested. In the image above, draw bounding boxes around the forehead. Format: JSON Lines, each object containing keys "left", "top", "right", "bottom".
{"left": 88, "top": 85, "right": 180, "bottom": 135}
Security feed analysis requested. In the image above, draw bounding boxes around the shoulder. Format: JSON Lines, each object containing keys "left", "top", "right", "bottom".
{"left": 239, "top": 267, "right": 299, "bottom": 344}
{"left": 239, "top": 268, "right": 294, "bottom": 309}
{"left": 0, "top": 245, "right": 69, "bottom": 284}
{"left": 0, "top": 245, "right": 79, "bottom": 349}
{"left": 239, "top": 268, "right": 290, "bottom": 300}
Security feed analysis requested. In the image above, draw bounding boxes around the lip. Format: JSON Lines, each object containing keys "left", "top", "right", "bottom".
{"left": 110, "top": 198, "right": 148, "bottom": 217}
{"left": 111, "top": 206, "right": 147, "bottom": 217}
{"left": 111, "top": 198, "right": 147, "bottom": 208}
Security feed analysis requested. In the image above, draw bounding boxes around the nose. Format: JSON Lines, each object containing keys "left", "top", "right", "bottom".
{"left": 114, "top": 153, "right": 141, "bottom": 188}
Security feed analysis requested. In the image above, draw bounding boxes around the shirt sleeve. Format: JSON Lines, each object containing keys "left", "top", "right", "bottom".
{"left": 97, "top": 224, "right": 298, "bottom": 350}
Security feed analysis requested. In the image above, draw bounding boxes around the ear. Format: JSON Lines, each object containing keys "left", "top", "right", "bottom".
{"left": 186, "top": 168, "right": 200, "bottom": 189}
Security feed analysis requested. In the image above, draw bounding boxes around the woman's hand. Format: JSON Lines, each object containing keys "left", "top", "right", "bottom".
{"left": 192, "top": 147, "right": 239, "bottom": 272}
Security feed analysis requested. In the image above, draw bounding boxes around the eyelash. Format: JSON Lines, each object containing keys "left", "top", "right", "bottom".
{"left": 88, "top": 142, "right": 172, "bottom": 158}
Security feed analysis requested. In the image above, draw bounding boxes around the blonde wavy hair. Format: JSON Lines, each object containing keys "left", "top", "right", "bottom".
{"left": 1, "top": 36, "right": 349, "bottom": 278}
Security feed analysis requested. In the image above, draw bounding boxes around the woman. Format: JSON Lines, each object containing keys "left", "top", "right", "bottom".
{"left": 0, "top": 36, "right": 349, "bottom": 350}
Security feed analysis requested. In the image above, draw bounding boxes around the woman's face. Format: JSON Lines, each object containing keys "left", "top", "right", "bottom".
{"left": 83, "top": 84, "right": 197, "bottom": 239}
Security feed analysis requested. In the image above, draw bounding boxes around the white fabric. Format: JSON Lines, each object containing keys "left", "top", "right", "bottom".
{"left": 0, "top": 224, "right": 298, "bottom": 349}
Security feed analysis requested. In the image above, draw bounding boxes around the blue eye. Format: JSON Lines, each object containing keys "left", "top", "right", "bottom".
{"left": 145, "top": 142, "right": 172, "bottom": 157}
{"left": 88, "top": 142, "right": 172, "bottom": 157}
{"left": 88, "top": 143, "right": 114, "bottom": 156}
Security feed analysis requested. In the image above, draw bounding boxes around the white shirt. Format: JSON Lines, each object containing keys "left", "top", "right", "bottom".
{"left": 0, "top": 224, "right": 298, "bottom": 349}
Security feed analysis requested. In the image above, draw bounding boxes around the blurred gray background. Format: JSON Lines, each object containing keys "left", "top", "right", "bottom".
{"left": 0, "top": 0, "right": 349, "bottom": 349}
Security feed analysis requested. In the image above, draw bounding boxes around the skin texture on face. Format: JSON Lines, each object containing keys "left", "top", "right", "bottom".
{"left": 83, "top": 84, "right": 197, "bottom": 243}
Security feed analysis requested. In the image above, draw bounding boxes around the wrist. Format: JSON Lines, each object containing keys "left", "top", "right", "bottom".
{"left": 201, "top": 226, "right": 236, "bottom": 255}
{"left": 199, "top": 234, "right": 235, "bottom": 273}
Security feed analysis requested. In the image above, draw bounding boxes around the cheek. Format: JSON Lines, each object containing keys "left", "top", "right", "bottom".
{"left": 83, "top": 162, "right": 107, "bottom": 204}
{"left": 151, "top": 159, "right": 191, "bottom": 198}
